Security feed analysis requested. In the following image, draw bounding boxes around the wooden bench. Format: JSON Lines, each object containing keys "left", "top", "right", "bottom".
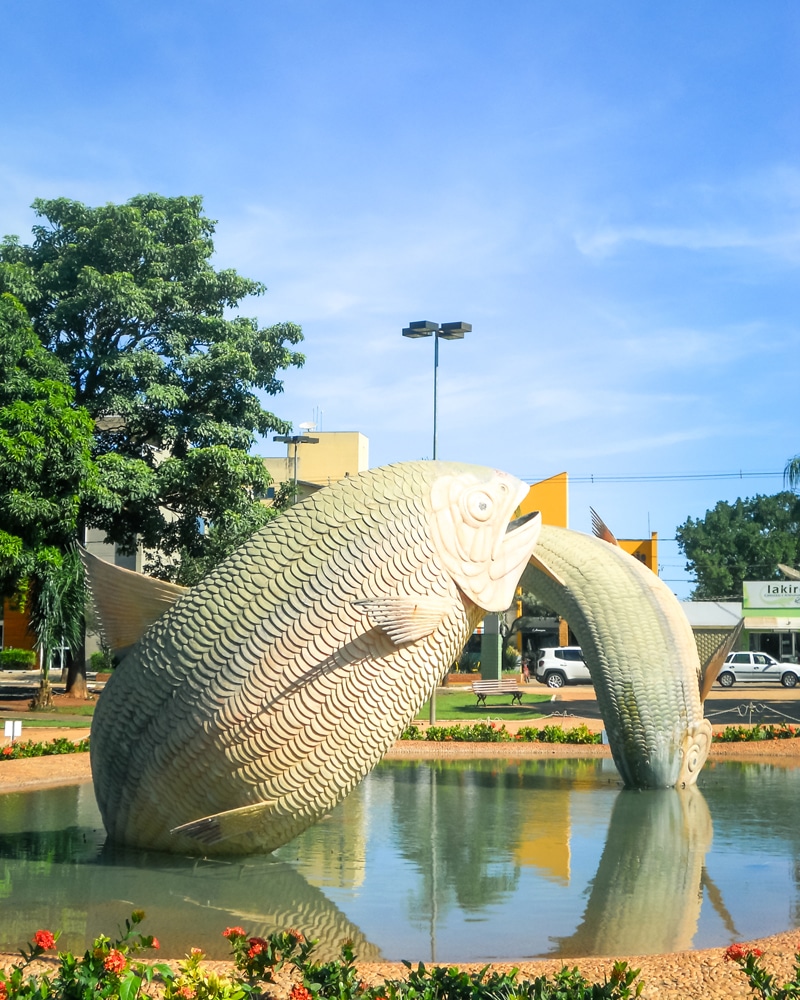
{"left": 471, "top": 678, "right": 523, "bottom": 706}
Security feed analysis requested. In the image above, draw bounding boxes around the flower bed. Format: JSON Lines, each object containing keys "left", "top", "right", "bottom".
{"left": 400, "top": 722, "right": 601, "bottom": 744}
{"left": 1, "top": 737, "right": 90, "bottom": 760}
{"left": 0, "top": 912, "right": 645, "bottom": 1000}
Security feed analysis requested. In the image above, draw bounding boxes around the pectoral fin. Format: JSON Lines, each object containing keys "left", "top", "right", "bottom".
{"left": 171, "top": 800, "right": 279, "bottom": 846}
{"left": 354, "top": 596, "right": 455, "bottom": 644}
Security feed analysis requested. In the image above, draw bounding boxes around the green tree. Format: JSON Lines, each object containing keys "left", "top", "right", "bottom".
{"left": 0, "top": 293, "right": 95, "bottom": 706}
{"left": 0, "top": 194, "right": 304, "bottom": 581}
{"left": 676, "top": 492, "right": 800, "bottom": 600}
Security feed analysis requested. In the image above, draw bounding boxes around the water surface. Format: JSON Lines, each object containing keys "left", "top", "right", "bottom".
{"left": 0, "top": 758, "right": 798, "bottom": 962}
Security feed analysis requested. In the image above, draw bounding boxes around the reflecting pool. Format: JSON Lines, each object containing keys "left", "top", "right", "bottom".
{"left": 1, "top": 757, "right": 799, "bottom": 962}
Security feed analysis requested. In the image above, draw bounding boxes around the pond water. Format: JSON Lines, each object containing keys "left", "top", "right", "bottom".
{"left": 1, "top": 757, "right": 799, "bottom": 963}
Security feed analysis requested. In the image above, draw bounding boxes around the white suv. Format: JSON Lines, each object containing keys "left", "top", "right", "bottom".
{"left": 717, "top": 652, "right": 800, "bottom": 688}
{"left": 535, "top": 647, "right": 592, "bottom": 688}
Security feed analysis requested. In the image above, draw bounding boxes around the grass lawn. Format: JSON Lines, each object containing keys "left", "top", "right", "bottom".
{"left": 2, "top": 704, "right": 96, "bottom": 727}
{"left": 415, "top": 687, "right": 551, "bottom": 722}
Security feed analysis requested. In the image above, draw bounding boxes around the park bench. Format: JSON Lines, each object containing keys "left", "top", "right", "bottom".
{"left": 471, "top": 678, "right": 523, "bottom": 707}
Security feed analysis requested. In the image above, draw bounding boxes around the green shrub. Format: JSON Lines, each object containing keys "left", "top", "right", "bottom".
{"left": 724, "top": 941, "right": 800, "bottom": 1000}
{"left": 0, "top": 914, "right": 645, "bottom": 1000}
{"left": 1, "top": 737, "right": 90, "bottom": 760}
{"left": 400, "top": 723, "right": 602, "bottom": 745}
{"left": 456, "top": 650, "right": 481, "bottom": 673}
{"left": 90, "top": 648, "right": 117, "bottom": 673}
{"left": 713, "top": 723, "right": 800, "bottom": 742}
{"left": 0, "top": 647, "right": 36, "bottom": 669}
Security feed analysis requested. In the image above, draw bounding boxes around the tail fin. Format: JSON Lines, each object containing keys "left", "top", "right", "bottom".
{"left": 79, "top": 545, "right": 187, "bottom": 655}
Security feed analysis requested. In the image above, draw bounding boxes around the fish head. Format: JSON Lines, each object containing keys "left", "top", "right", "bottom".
{"left": 677, "top": 718, "right": 713, "bottom": 787}
{"left": 429, "top": 466, "right": 541, "bottom": 611}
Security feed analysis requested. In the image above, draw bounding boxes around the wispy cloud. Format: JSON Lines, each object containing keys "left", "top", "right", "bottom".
{"left": 575, "top": 166, "right": 800, "bottom": 263}
{"left": 575, "top": 223, "right": 800, "bottom": 260}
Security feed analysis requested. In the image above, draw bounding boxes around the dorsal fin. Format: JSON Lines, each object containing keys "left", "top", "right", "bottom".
{"left": 590, "top": 507, "right": 618, "bottom": 546}
{"left": 79, "top": 545, "right": 188, "bottom": 654}
{"left": 778, "top": 563, "right": 800, "bottom": 580}
{"left": 699, "top": 619, "right": 744, "bottom": 702}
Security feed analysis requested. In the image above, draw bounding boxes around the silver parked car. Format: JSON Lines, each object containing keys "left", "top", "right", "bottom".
{"left": 717, "top": 651, "right": 800, "bottom": 689}
{"left": 534, "top": 646, "right": 592, "bottom": 688}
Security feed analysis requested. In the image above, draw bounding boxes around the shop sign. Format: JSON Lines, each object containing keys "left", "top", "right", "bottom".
{"left": 743, "top": 580, "right": 800, "bottom": 612}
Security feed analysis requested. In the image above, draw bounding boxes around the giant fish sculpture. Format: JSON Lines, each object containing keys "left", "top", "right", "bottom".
{"left": 88, "top": 461, "right": 542, "bottom": 855}
{"left": 522, "top": 519, "right": 713, "bottom": 788}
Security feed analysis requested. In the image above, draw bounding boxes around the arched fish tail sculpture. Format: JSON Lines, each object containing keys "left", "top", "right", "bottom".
{"left": 523, "top": 523, "right": 712, "bottom": 788}
{"left": 87, "top": 461, "right": 541, "bottom": 855}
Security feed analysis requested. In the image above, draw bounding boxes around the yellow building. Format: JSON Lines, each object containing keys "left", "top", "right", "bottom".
{"left": 262, "top": 432, "right": 369, "bottom": 501}
{"left": 516, "top": 471, "right": 658, "bottom": 647}
{"left": 518, "top": 471, "right": 569, "bottom": 527}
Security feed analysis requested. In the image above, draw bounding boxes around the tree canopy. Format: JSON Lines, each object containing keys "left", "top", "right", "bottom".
{"left": 676, "top": 492, "right": 800, "bottom": 600}
{"left": 0, "top": 293, "right": 94, "bottom": 700}
{"left": 0, "top": 293, "right": 94, "bottom": 597}
{"left": 0, "top": 195, "right": 304, "bottom": 582}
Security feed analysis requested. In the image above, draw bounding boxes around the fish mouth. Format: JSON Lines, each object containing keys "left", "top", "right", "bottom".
{"left": 494, "top": 509, "right": 541, "bottom": 568}
{"left": 506, "top": 511, "right": 539, "bottom": 535}
{"left": 479, "top": 506, "right": 542, "bottom": 610}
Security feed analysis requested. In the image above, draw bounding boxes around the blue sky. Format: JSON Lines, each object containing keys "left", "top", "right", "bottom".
{"left": 3, "top": 1, "right": 799, "bottom": 596}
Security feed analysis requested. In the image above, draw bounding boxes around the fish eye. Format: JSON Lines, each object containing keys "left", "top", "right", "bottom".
{"left": 465, "top": 490, "right": 494, "bottom": 522}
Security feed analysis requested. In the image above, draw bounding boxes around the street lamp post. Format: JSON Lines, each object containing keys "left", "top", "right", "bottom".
{"left": 401, "top": 321, "right": 471, "bottom": 460}
{"left": 273, "top": 433, "right": 319, "bottom": 502}
{"left": 402, "top": 320, "right": 471, "bottom": 724}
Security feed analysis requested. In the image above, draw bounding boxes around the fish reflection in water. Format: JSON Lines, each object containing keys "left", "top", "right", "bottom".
{"left": 554, "top": 787, "right": 714, "bottom": 957}
{"left": 0, "top": 784, "right": 380, "bottom": 961}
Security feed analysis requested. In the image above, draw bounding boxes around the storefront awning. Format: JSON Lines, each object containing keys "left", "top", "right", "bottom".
{"left": 744, "top": 617, "right": 800, "bottom": 631}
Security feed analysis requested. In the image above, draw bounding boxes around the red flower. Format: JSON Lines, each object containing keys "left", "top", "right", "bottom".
{"left": 247, "top": 937, "right": 267, "bottom": 959}
{"left": 289, "top": 985, "right": 312, "bottom": 1000}
{"left": 34, "top": 930, "right": 55, "bottom": 950}
{"left": 223, "top": 927, "right": 246, "bottom": 939}
{"left": 287, "top": 928, "right": 306, "bottom": 943}
{"left": 725, "top": 943, "right": 762, "bottom": 963}
{"left": 151, "top": 938, "right": 160, "bottom": 950}
{"left": 0, "top": 980, "right": 8, "bottom": 1000}
{"left": 2, "top": 747, "right": 13, "bottom": 756}
{"left": 103, "top": 949, "right": 126, "bottom": 975}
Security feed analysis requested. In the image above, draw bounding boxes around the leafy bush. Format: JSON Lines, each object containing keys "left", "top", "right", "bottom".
{"left": 90, "top": 648, "right": 117, "bottom": 673}
{"left": 0, "top": 648, "right": 36, "bottom": 669}
{"left": 390, "top": 960, "right": 643, "bottom": 1000}
{"left": 1, "top": 737, "right": 90, "bottom": 760}
{"left": 0, "top": 914, "right": 645, "bottom": 1000}
{"left": 455, "top": 651, "right": 481, "bottom": 673}
{"left": 0, "top": 910, "right": 167, "bottom": 1000}
{"left": 724, "top": 941, "right": 800, "bottom": 999}
{"left": 515, "top": 723, "right": 600, "bottom": 745}
{"left": 713, "top": 724, "right": 800, "bottom": 742}
{"left": 400, "top": 723, "right": 601, "bottom": 745}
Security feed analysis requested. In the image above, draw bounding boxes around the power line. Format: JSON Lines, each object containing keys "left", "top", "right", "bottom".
{"left": 523, "top": 470, "right": 784, "bottom": 485}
